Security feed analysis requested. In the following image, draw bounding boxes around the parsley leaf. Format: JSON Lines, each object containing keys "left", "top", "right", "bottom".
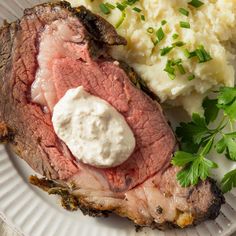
{"left": 172, "top": 84, "right": 236, "bottom": 191}
{"left": 172, "top": 88, "right": 236, "bottom": 192}
{"left": 218, "top": 87, "right": 236, "bottom": 120}
{"left": 203, "top": 97, "right": 219, "bottom": 124}
{"left": 176, "top": 113, "right": 209, "bottom": 145}
{"left": 216, "top": 132, "right": 236, "bottom": 161}
{"left": 221, "top": 169, "right": 236, "bottom": 193}
{"left": 171, "top": 151, "right": 196, "bottom": 166}
{"left": 174, "top": 151, "right": 218, "bottom": 187}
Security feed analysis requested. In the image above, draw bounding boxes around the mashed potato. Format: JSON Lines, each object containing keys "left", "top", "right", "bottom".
{"left": 69, "top": 0, "right": 236, "bottom": 114}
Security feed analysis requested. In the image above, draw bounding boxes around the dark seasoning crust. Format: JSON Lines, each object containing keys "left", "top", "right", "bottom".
{"left": 0, "top": 1, "right": 225, "bottom": 231}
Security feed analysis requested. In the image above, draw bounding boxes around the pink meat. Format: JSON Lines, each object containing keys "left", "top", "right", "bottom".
{"left": 30, "top": 18, "right": 176, "bottom": 192}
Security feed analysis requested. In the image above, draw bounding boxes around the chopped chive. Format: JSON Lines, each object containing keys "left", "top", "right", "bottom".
{"left": 189, "top": 51, "right": 197, "bottom": 58}
{"left": 183, "top": 49, "right": 190, "bottom": 58}
{"left": 164, "top": 60, "right": 176, "bottom": 80}
{"left": 116, "top": 3, "right": 126, "bottom": 11}
{"left": 105, "top": 3, "right": 115, "bottom": 9}
{"left": 121, "top": 0, "right": 128, "bottom": 6}
{"left": 168, "top": 73, "right": 176, "bottom": 80}
{"left": 171, "top": 59, "right": 182, "bottom": 65}
{"left": 195, "top": 45, "right": 212, "bottom": 63}
{"left": 179, "top": 8, "right": 189, "bottom": 16}
{"left": 115, "top": 11, "right": 126, "bottom": 28}
{"left": 160, "top": 46, "right": 174, "bottom": 56}
{"left": 183, "top": 49, "right": 197, "bottom": 58}
{"left": 177, "top": 64, "right": 186, "bottom": 74}
{"left": 164, "top": 63, "right": 175, "bottom": 74}
{"left": 147, "top": 27, "right": 154, "bottom": 34}
{"left": 172, "top": 33, "right": 179, "bottom": 39}
{"left": 172, "top": 41, "right": 185, "bottom": 47}
{"left": 188, "top": 74, "right": 195, "bottom": 81}
{"left": 133, "top": 7, "right": 142, "bottom": 13}
{"left": 151, "top": 38, "right": 158, "bottom": 46}
{"left": 188, "top": 0, "right": 204, "bottom": 8}
{"left": 180, "top": 21, "right": 190, "bottom": 28}
{"left": 99, "top": 3, "right": 110, "bottom": 14}
{"left": 125, "top": 0, "right": 139, "bottom": 5}
{"left": 161, "top": 20, "right": 167, "bottom": 25}
{"left": 195, "top": 48, "right": 205, "bottom": 62}
{"left": 141, "top": 15, "right": 145, "bottom": 21}
{"left": 156, "top": 27, "right": 165, "bottom": 42}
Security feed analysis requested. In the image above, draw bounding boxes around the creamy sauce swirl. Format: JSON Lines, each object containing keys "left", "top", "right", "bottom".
{"left": 52, "top": 86, "right": 135, "bottom": 168}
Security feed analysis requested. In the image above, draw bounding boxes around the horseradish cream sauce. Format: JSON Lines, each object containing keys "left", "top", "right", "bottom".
{"left": 52, "top": 86, "right": 135, "bottom": 168}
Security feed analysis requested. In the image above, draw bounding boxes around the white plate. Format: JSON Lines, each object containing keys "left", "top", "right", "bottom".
{"left": 1, "top": 144, "right": 236, "bottom": 236}
{"left": 0, "top": 1, "right": 236, "bottom": 236}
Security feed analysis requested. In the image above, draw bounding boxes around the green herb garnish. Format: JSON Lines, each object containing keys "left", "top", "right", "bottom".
{"left": 161, "top": 20, "right": 167, "bottom": 25}
{"left": 99, "top": 3, "right": 111, "bottom": 14}
{"left": 105, "top": 3, "right": 115, "bottom": 9}
{"left": 180, "top": 21, "right": 190, "bottom": 28}
{"left": 156, "top": 27, "right": 165, "bottom": 42}
{"left": 125, "top": 0, "right": 139, "bottom": 5}
{"left": 188, "top": 0, "right": 204, "bottom": 8}
{"left": 221, "top": 169, "right": 236, "bottom": 193}
{"left": 116, "top": 3, "right": 126, "bottom": 11}
{"left": 177, "top": 64, "right": 186, "bottom": 74}
{"left": 172, "top": 33, "right": 179, "bottom": 40}
{"left": 187, "top": 74, "right": 195, "bottom": 81}
{"left": 147, "top": 27, "right": 154, "bottom": 34}
{"left": 179, "top": 8, "right": 189, "bottom": 16}
{"left": 133, "top": 7, "right": 142, "bottom": 13}
{"left": 171, "top": 59, "right": 182, "bottom": 65}
{"left": 164, "top": 60, "right": 176, "bottom": 80}
{"left": 141, "top": 15, "right": 145, "bottom": 21}
{"left": 183, "top": 49, "right": 197, "bottom": 58}
{"left": 115, "top": 11, "right": 126, "bottom": 28}
{"left": 172, "top": 41, "right": 185, "bottom": 47}
{"left": 172, "top": 87, "right": 236, "bottom": 193}
{"left": 195, "top": 45, "right": 212, "bottom": 63}
{"left": 160, "top": 46, "right": 174, "bottom": 56}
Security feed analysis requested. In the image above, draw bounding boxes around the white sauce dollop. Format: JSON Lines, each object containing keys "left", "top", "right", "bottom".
{"left": 52, "top": 86, "right": 135, "bottom": 168}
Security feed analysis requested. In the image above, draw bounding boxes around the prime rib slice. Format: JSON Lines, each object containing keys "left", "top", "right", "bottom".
{"left": 0, "top": 1, "right": 224, "bottom": 229}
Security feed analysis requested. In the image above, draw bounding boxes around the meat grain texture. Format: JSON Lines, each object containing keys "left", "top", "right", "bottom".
{"left": 0, "top": 1, "right": 224, "bottom": 230}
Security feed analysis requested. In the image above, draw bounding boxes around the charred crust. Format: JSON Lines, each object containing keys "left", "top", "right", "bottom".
{"left": 29, "top": 176, "right": 109, "bottom": 216}
{"left": 74, "top": 5, "right": 127, "bottom": 46}
{"left": 29, "top": 176, "right": 223, "bottom": 231}
{"left": 0, "top": 121, "right": 14, "bottom": 143}
{"left": 29, "top": 176, "right": 78, "bottom": 211}
{"left": 156, "top": 205, "right": 163, "bottom": 214}
{"left": 204, "top": 178, "right": 225, "bottom": 220}
{"left": 27, "top": 1, "right": 126, "bottom": 46}
{"left": 186, "top": 178, "right": 225, "bottom": 224}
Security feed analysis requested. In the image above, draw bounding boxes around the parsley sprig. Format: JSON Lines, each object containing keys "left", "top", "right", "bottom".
{"left": 172, "top": 87, "right": 236, "bottom": 193}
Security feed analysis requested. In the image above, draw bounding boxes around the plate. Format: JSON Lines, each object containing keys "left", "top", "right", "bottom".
{"left": 0, "top": 1, "right": 236, "bottom": 236}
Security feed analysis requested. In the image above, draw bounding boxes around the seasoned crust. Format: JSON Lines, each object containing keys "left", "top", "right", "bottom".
{"left": 29, "top": 175, "right": 224, "bottom": 230}
{"left": 24, "top": 1, "right": 127, "bottom": 46}
{"left": 0, "top": 121, "right": 14, "bottom": 143}
{"left": 29, "top": 175, "right": 109, "bottom": 216}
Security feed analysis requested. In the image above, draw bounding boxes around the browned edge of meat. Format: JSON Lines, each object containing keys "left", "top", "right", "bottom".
{"left": 29, "top": 175, "right": 225, "bottom": 230}
{"left": 35, "top": 1, "right": 127, "bottom": 46}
